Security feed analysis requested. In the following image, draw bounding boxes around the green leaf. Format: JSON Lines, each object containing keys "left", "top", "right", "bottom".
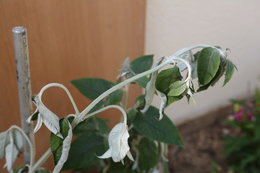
{"left": 133, "top": 106, "right": 183, "bottom": 146}
{"left": 72, "top": 78, "right": 113, "bottom": 100}
{"left": 73, "top": 117, "right": 109, "bottom": 136}
{"left": 130, "top": 55, "right": 153, "bottom": 74}
{"left": 106, "top": 89, "right": 123, "bottom": 105}
{"left": 71, "top": 78, "right": 123, "bottom": 106}
{"left": 197, "top": 47, "right": 221, "bottom": 85}
{"left": 62, "top": 131, "right": 106, "bottom": 170}
{"left": 197, "top": 84, "right": 210, "bottom": 92}
{"left": 167, "top": 95, "right": 184, "bottom": 106}
{"left": 136, "top": 76, "right": 150, "bottom": 88}
{"left": 189, "top": 50, "right": 201, "bottom": 79}
{"left": 168, "top": 81, "right": 187, "bottom": 97}
{"left": 107, "top": 162, "right": 137, "bottom": 173}
{"left": 193, "top": 50, "right": 201, "bottom": 60}
{"left": 197, "top": 58, "right": 226, "bottom": 92}
{"left": 210, "top": 58, "right": 226, "bottom": 86}
{"left": 131, "top": 55, "right": 153, "bottom": 88}
{"left": 155, "top": 67, "right": 182, "bottom": 94}
{"left": 30, "top": 111, "right": 39, "bottom": 121}
{"left": 223, "top": 59, "right": 236, "bottom": 86}
{"left": 50, "top": 119, "right": 70, "bottom": 165}
{"left": 14, "top": 165, "right": 29, "bottom": 173}
{"left": 127, "top": 109, "right": 138, "bottom": 124}
{"left": 134, "top": 95, "right": 145, "bottom": 110}
{"left": 71, "top": 78, "right": 122, "bottom": 103}
{"left": 35, "top": 169, "right": 51, "bottom": 173}
{"left": 138, "top": 138, "right": 159, "bottom": 171}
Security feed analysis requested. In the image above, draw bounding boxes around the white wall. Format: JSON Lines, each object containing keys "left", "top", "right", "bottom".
{"left": 145, "top": 0, "right": 260, "bottom": 124}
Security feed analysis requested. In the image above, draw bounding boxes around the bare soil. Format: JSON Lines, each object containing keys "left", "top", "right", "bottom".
{"left": 168, "top": 105, "right": 234, "bottom": 173}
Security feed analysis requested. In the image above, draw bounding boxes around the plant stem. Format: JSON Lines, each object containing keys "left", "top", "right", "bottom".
{"left": 38, "top": 83, "right": 80, "bottom": 115}
{"left": 72, "top": 59, "right": 170, "bottom": 126}
{"left": 84, "top": 105, "right": 128, "bottom": 124}
{"left": 74, "top": 44, "right": 214, "bottom": 125}
{"left": 32, "top": 44, "right": 216, "bottom": 170}
{"left": 9, "top": 125, "right": 35, "bottom": 172}
{"left": 31, "top": 148, "right": 51, "bottom": 172}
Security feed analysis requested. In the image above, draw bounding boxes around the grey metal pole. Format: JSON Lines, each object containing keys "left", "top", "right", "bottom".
{"left": 12, "top": 26, "right": 34, "bottom": 164}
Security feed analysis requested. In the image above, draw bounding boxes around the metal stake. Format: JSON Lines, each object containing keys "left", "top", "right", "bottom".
{"left": 12, "top": 26, "right": 34, "bottom": 164}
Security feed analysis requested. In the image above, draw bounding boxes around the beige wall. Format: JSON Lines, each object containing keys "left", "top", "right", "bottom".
{"left": 145, "top": 0, "right": 260, "bottom": 124}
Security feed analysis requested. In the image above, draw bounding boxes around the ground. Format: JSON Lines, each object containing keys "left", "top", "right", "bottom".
{"left": 168, "top": 105, "right": 233, "bottom": 173}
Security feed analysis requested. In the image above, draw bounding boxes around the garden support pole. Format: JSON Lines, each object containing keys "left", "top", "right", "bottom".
{"left": 12, "top": 26, "right": 34, "bottom": 164}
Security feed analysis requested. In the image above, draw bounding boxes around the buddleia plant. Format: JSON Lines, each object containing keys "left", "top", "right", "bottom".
{"left": 0, "top": 44, "right": 236, "bottom": 173}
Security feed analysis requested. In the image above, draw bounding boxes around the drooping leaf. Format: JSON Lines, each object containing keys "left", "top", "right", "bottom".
{"left": 224, "top": 59, "right": 236, "bottom": 86}
{"left": 0, "top": 131, "right": 7, "bottom": 158}
{"left": 197, "top": 58, "right": 227, "bottom": 92}
{"left": 191, "top": 51, "right": 201, "bottom": 79}
{"left": 33, "top": 96, "right": 60, "bottom": 136}
{"left": 71, "top": 78, "right": 123, "bottom": 106}
{"left": 4, "top": 142, "right": 19, "bottom": 172}
{"left": 155, "top": 67, "right": 182, "bottom": 94}
{"left": 119, "top": 57, "right": 135, "bottom": 79}
{"left": 133, "top": 106, "right": 183, "bottom": 146}
{"left": 33, "top": 114, "right": 43, "bottom": 133}
{"left": 177, "top": 51, "right": 194, "bottom": 71}
{"left": 41, "top": 112, "right": 60, "bottom": 137}
{"left": 53, "top": 121, "right": 73, "bottom": 172}
{"left": 99, "top": 123, "right": 133, "bottom": 162}
{"left": 141, "top": 71, "right": 157, "bottom": 113}
{"left": 191, "top": 60, "right": 198, "bottom": 79}
{"left": 142, "top": 58, "right": 164, "bottom": 113}
{"left": 210, "top": 58, "right": 226, "bottom": 86}
{"left": 168, "top": 81, "right": 187, "bottom": 97}
{"left": 62, "top": 131, "right": 106, "bottom": 170}
{"left": 50, "top": 119, "right": 71, "bottom": 165}
{"left": 138, "top": 138, "right": 159, "bottom": 171}
{"left": 197, "top": 47, "right": 221, "bottom": 85}
{"left": 28, "top": 96, "right": 61, "bottom": 136}
{"left": 13, "top": 130, "right": 23, "bottom": 150}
